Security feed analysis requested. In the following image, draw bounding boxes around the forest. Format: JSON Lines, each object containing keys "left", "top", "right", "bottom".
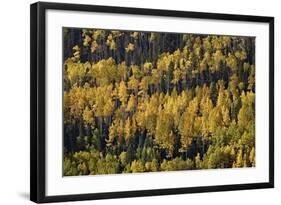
{"left": 63, "top": 28, "right": 255, "bottom": 176}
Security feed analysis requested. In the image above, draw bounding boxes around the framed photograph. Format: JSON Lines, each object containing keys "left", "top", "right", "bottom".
{"left": 30, "top": 1, "right": 274, "bottom": 203}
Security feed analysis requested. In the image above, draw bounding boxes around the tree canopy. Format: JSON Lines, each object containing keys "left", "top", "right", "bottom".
{"left": 63, "top": 28, "right": 255, "bottom": 176}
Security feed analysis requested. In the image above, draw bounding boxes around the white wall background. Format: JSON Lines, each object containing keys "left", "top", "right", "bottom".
{"left": 0, "top": 0, "right": 279, "bottom": 204}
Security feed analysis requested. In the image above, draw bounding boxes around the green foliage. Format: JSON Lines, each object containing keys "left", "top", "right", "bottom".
{"left": 160, "top": 158, "right": 194, "bottom": 171}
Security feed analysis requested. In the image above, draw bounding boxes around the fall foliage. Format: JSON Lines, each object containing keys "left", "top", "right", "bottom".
{"left": 63, "top": 28, "right": 255, "bottom": 176}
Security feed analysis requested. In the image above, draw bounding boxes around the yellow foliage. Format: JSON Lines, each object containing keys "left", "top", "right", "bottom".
{"left": 82, "top": 107, "right": 94, "bottom": 125}
{"left": 125, "top": 43, "right": 135, "bottom": 52}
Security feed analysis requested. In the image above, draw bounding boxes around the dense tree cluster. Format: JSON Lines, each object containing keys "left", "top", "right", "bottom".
{"left": 63, "top": 28, "right": 255, "bottom": 176}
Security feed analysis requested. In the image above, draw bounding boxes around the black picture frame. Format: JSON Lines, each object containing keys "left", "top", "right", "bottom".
{"left": 30, "top": 1, "right": 274, "bottom": 203}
